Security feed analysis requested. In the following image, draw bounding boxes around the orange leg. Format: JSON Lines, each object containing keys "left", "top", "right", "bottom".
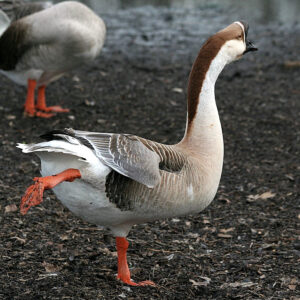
{"left": 116, "top": 237, "right": 155, "bottom": 286}
{"left": 24, "top": 79, "right": 37, "bottom": 117}
{"left": 23, "top": 80, "right": 54, "bottom": 118}
{"left": 36, "top": 85, "right": 70, "bottom": 114}
{"left": 20, "top": 168, "right": 81, "bottom": 215}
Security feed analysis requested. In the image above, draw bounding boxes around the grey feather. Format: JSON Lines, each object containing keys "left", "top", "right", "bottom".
{"left": 64, "top": 129, "right": 161, "bottom": 188}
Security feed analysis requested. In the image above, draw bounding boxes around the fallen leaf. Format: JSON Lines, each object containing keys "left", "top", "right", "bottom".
{"left": 220, "top": 228, "right": 235, "bottom": 233}
{"left": 189, "top": 277, "right": 211, "bottom": 287}
{"left": 247, "top": 191, "right": 276, "bottom": 202}
{"left": 187, "top": 233, "right": 199, "bottom": 238}
{"left": 60, "top": 234, "right": 69, "bottom": 241}
{"left": 5, "top": 204, "right": 18, "bottom": 213}
{"left": 118, "top": 293, "right": 126, "bottom": 298}
{"left": 171, "top": 218, "right": 180, "bottom": 223}
{"left": 122, "top": 286, "right": 132, "bottom": 292}
{"left": 6, "top": 115, "right": 16, "bottom": 120}
{"left": 165, "top": 254, "right": 174, "bottom": 261}
{"left": 218, "top": 196, "right": 231, "bottom": 203}
{"left": 72, "top": 75, "right": 80, "bottom": 82}
{"left": 217, "top": 233, "right": 232, "bottom": 238}
{"left": 284, "top": 60, "right": 300, "bottom": 68}
{"left": 42, "top": 262, "right": 62, "bottom": 273}
{"left": 84, "top": 99, "right": 95, "bottom": 107}
{"left": 259, "top": 192, "right": 276, "bottom": 199}
{"left": 221, "top": 281, "right": 256, "bottom": 288}
{"left": 285, "top": 174, "right": 294, "bottom": 181}
{"left": 11, "top": 236, "right": 26, "bottom": 244}
{"left": 290, "top": 278, "right": 298, "bottom": 284}
{"left": 261, "top": 243, "right": 276, "bottom": 250}
{"left": 172, "top": 87, "right": 183, "bottom": 93}
{"left": 288, "top": 285, "right": 296, "bottom": 291}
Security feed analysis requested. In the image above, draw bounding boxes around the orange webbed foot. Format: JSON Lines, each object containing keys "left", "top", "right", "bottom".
{"left": 20, "top": 170, "right": 81, "bottom": 215}
{"left": 20, "top": 178, "right": 45, "bottom": 215}
{"left": 24, "top": 108, "right": 55, "bottom": 118}
{"left": 117, "top": 277, "right": 156, "bottom": 286}
{"left": 36, "top": 105, "right": 70, "bottom": 113}
{"left": 35, "top": 111, "right": 55, "bottom": 118}
{"left": 115, "top": 237, "right": 155, "bottom": 287}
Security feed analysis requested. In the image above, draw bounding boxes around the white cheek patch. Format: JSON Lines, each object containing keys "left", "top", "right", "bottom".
{"left": 222, "top": 40, "right": 246, "bottom": 62}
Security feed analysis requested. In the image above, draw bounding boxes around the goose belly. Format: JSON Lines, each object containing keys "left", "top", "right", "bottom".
{"left": 39, "top": 152, "right": 136, "bottom": 227}
{"left": 52, "top": 180, "right": 116, "bottom": 225}
{"left": 0, "top": 69, "right": 43, "bottom": 86}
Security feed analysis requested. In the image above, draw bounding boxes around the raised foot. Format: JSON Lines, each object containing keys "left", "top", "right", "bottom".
{"left": 20, "top": 170, "right": 81, "bottom": 215}
{"left": 36, "top": 105, "right": 70, "bottom": 113}
{"left": 20, "top": 178, "right": 46, "bottom": 215}
{"left": 117, "top": 277, "right": 156, "bottom": 287}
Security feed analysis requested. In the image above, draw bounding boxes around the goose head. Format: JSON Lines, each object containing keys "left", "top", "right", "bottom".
{"left": 212, "top": 21, "right": 258, "bottom": 64}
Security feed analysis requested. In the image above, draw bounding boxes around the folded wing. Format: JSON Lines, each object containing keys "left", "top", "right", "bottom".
{"left": 41, "top": 129, "right": 162, "bottom": 188}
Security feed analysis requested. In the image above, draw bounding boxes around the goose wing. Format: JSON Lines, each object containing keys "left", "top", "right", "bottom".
{"left": 41, "top": 129, "right": 161, "bottom": 188}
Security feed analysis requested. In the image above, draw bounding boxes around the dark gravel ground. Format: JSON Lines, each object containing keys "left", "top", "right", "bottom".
{"left": 0, "top": 4, "right": 299, "bottom": 300}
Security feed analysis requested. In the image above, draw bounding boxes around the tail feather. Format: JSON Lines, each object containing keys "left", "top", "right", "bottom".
{"left": 40, "top": 129, "right": 74, "bottom": 141}
{"left": 41, "top": 128, "right": 94, "bottom": 150}
{"left": 17, "top": 141, "right": 87, "bottom": 160}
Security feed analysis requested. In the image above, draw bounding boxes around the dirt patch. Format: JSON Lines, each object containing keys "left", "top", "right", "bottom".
{"left": 0, "top": 6, "right": 299, "bottom": 300}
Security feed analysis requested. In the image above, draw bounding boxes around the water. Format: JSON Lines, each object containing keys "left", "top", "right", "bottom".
{"left": 44, "top": 0, "right": 300, "bottom": 26}
{"left": 25, "top": 0, "right": 300, "bottom": 66}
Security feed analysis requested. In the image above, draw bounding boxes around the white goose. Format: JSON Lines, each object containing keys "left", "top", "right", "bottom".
{"left": 18, "top": 21, "right": 257, "bottom": 286}
{"left": 0, "top": 1, "right": 106, "bottom": 118}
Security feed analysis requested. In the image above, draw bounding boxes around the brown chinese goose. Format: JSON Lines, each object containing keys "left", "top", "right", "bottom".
{"left": 18, "top": 21, "right": 257, "bottom": 286}
{"left": 0, "top": 1, "right": 106, "bottom": 117}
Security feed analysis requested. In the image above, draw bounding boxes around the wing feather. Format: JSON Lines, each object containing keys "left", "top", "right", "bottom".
{"left": 42, "top": 129, "right": 161, "bottom": 188}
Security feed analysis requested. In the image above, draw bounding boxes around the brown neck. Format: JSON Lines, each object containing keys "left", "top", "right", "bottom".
{"left": 186, "top": 35, "right": 225, "bottom": 127}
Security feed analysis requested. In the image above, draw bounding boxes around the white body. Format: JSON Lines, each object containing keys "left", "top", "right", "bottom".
{"left": 0, "top": 1, "right": 106, "bottom": 86}
{"left": 40, "top": 150, "right": 136, "bottom": 236}
{"left": 18, "top": 45, "right": 225, "bottom": 237}
{"left": 18, "top": 21, "right": 250, "bottom": 237}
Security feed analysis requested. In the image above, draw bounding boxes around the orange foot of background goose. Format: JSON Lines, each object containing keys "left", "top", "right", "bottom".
{"left": 23, "top": 79, "right": 70, "bottom": 118}
{"left": 116, "top": 237, "right": 156, "bottom": 286}
{"left": 20, "top": 168, "right": 81, "bottom": 215}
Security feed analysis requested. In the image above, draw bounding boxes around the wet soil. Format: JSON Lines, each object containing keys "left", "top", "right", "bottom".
{"left": 0, "top": 6, "right": 299, "bottom": 300}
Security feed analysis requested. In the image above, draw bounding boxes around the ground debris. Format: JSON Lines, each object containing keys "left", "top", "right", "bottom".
{"left": 4, "top": 204, "right": 18, "bottom": 213}
{"left": 0, "top": 4, "right": 298, "bottom": 300}
{"left": 247, "top": 191, "right": 276, "bottom": 202}
{"left": 221, "top": 281, "right": 257, "bottom": 289}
